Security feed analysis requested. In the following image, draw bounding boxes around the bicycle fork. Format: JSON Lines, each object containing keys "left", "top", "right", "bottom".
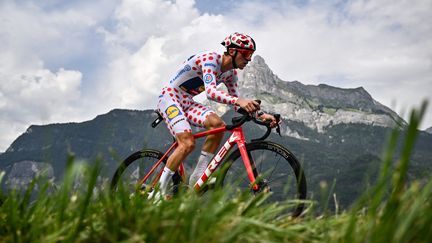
{"left": 193, "top": 127, "right": 259, "bottom": 191}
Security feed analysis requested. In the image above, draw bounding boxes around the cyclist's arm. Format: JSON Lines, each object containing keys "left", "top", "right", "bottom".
{"left": 225, "top": 70, "right": 239, "bottom": 98}
{"left": 223, "top": 71, "right": 259, "bottom": 113}
{"left": 224, "top": 71, "right": 240, "bottom": 111}
{"left": 202, "top": 55, "right": 238, "bottom": 105}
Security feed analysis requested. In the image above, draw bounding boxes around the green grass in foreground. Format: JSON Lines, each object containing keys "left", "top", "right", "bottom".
{"left": 0, "top": 101, "right": 431, "bottom": 242}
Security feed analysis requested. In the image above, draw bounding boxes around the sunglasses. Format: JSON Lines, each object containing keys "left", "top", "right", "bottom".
{"left": 234, "top": 48, "right": 254, "bottom": 60}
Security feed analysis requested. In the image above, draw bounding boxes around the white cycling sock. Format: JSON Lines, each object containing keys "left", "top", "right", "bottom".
{"left": 189, "top": 151, "right": 214, "bottom": 186}
{"left": 159, "top": 166, "right": 175, "bottom": 195}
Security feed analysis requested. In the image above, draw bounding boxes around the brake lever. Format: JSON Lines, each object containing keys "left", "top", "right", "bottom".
{"left": 274, "top": 114, "right": 282, "bottom": 137}
{"left": 276, "top": 125, "right": 281, "bottom": 136}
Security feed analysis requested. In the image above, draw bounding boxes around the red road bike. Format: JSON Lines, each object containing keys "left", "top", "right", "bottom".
{"left": 111, "top": 107, "right": 307, "bottom": 216}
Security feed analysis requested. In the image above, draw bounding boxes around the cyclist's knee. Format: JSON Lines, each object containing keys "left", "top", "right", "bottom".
{"left": 183, "top": 139, "right": 195, "bottom": 153}
{"left": 176, "top": 132, "right": 195, "bottom": 154}
{"left": 204, "top": 114, "right": 225, "bottom": 129}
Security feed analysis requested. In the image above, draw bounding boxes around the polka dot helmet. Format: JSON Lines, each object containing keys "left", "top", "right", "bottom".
{"left": 221, "top": 32, "right": 256, "bottom": 51}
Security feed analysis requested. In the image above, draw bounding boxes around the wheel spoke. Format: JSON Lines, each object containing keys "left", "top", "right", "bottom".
{"left": 267, "top": 152, "right": 282, "bottom": 179}
{"left": 268, "top": 174, "right": 291, "bottom": 184}
{"left": 227, "top": 163, "right": 252, "bottom": 185}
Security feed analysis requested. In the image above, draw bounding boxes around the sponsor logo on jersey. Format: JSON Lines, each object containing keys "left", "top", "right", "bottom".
{"left": 204, "top": 74, "right": 213, "bottom": 84}
{"left": 204, "top": 63, "right": 216, "bottom": 67}
{"left": 170, "top": 64, "right": 192, "bottom": 83}
{"left": 165, "top": 104, "right": 182, "bottom": 121}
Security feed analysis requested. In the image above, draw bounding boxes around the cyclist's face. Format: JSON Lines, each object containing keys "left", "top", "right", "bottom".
{"left": 230, "top": 48, "right": 253, "bottom": 69}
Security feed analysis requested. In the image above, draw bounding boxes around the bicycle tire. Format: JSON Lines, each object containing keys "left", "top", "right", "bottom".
{"left": 216, "top": 141, "right": 307, "bottom": 217}
{"left": 110, "top": 149, "right": 182, "bottom": 195}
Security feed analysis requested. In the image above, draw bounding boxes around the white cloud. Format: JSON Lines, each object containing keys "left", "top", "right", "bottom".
{"left": 99, "top": 36, "right": 172, "bottom": 108}
{"left": 0, "top": 64, "right": 83, "bottom": 151}
{"left": 94, "top": 0, "right": 231, "bottom": 110}
{"left": 0, "top": 0, "right": 102, "bottom": 151}
{"left": 0, "top": 1, "right": 103, "bottom": 66}
{"left": 102, "top": 0, "right": 198, "bottom": 47}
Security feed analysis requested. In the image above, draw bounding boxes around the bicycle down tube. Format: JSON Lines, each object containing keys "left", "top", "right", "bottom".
{"left": 193, "top": 126, "right": 257, "bottom": 191}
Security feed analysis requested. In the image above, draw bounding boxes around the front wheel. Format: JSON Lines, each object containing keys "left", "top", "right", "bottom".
{"left": 217, "top": 141, "right": 307, "bottom": 217}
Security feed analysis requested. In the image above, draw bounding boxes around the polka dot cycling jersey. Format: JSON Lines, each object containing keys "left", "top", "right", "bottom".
{"left": 167, "top": 51, "right": 239, "bottom": 104}
{"left": 157, "top": 51, "right": 240, "bottom": 136}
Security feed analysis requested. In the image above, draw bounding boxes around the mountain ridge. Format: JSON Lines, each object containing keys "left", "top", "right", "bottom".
{"left": 237, "top": 55, "right": 404, "bottom": 134}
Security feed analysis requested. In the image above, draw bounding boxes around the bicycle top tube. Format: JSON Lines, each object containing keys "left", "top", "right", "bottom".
{"left": 190, "top": 110, "right": 278, "bottom": 142}
{"left": 193, "top": 126, "right": 227, "bottom": 139}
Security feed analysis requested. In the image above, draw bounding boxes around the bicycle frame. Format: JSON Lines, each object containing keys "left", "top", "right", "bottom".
{"left": 139, "top": 125, "right": 259, "bottom": 192}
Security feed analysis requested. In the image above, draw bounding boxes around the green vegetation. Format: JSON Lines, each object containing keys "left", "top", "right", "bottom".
{"left": 0, "top": 102, "right": 431, "bottom": 242}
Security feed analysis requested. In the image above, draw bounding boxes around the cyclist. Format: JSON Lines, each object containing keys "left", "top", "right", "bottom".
{"left": 156, "top": 32, "right": 278, "bottom": 198}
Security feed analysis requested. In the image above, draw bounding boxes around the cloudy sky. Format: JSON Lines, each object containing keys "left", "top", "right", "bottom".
{"left": 1, "top": 0, "right": 431, "bottom": 152}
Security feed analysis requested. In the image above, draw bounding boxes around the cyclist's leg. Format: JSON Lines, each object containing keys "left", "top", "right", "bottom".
{"left": 157, "top": 89, "right": 195, "bottom": 195}
{"left": 185, "top": 103, "right": 225, "bottom": 153}
{"left": 185, "top": 103, "right": 225, "bottom": 185}
{"left": 202, "top": 113, "right": 226, "bottom": 152}
{"left": 159, "top": 131, "right": 194, "bottom": 195}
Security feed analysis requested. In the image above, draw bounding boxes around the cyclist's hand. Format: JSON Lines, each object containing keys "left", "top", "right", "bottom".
{"left": 258, "top": 113, "right": 279, "bottom": 128}
{"left": 235, "top": 98, "right": 260, "bottom": 113}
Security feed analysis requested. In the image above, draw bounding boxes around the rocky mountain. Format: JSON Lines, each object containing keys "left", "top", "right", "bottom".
{"left": 238, "top": 56, "right": 404, "bottom": 134}
{"left": 1, "top": 56, "right": 431, "bottom": 209}
{"left": 5, "top": 161, "right": 54, "bottom": 189}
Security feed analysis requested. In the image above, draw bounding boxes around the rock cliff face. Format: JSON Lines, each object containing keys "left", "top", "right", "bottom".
{"left": 5, "top": 160, "right": 54, "bottom": 190}
{"left": 236, "top": 56, "right": 403, "bottom": 134}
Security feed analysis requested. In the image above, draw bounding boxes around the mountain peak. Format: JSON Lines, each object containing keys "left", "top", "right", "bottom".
{"left": 252, "top": 55, "right": 266, "bottom": 65}
{"left": 247, "top": 55, "right": 273, "bottom": 75}
{"left": 239, "top": 55, "right": 403, "bottom": 132}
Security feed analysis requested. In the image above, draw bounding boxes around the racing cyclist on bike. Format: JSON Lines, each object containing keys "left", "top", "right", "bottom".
{"left": 156, "top": 32, "right": 278, "bottom": 198}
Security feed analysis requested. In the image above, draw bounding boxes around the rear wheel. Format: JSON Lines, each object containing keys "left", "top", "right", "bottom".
{"left": 110, "top": 149, "right": 182, "bottom": 196}
{"left": 217, "top": 141, "right": 307, "bottom": 217}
